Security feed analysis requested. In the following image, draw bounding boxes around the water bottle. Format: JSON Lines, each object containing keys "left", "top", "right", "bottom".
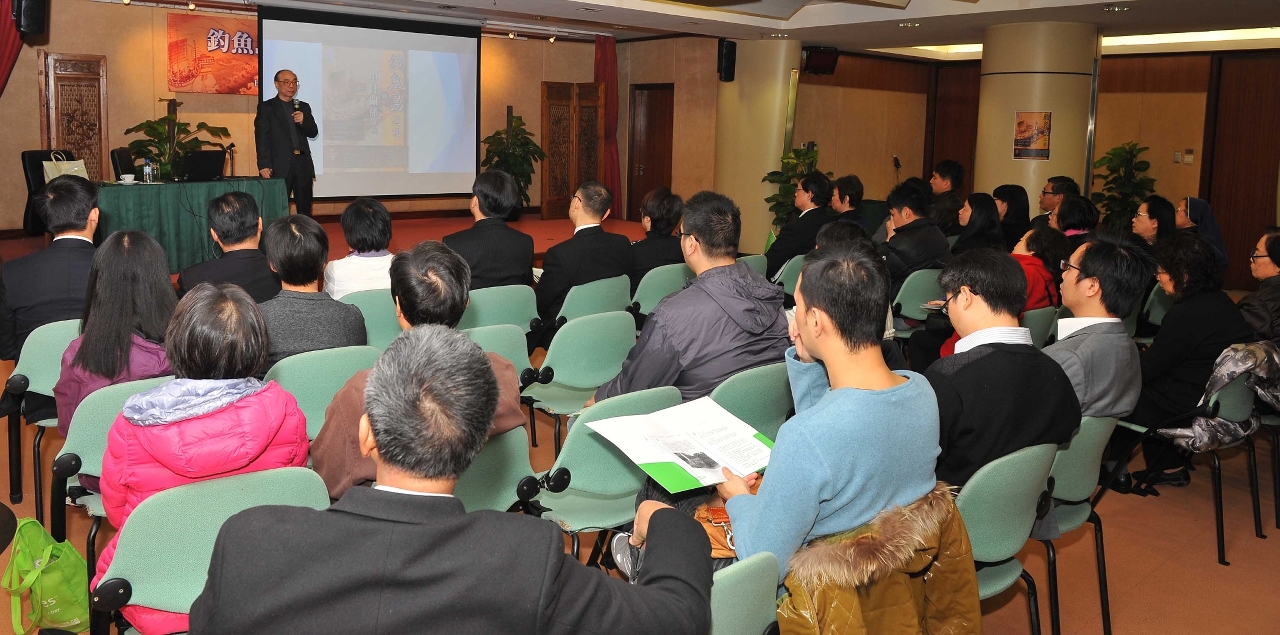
{"left": 142, "top": 159, "right": 153, "bottom": 183}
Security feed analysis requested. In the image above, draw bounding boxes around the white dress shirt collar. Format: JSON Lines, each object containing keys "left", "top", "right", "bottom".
{"left": 1056, "top": 316, "right": 1122, "bottom": 340}
{"left": 798, "top": 206, "right": 819, "bottom": 218}
{"left": 53, "top": 235, "right": 93, "bottom": 244}
{"left": 574, "top": 223, "right": 601, "bottom": 235}
{"left": 372, "top": 484, "right": 453, "bottom": 498}
{"left": 954, "top": 326, "right": 1033, "bottom": 355}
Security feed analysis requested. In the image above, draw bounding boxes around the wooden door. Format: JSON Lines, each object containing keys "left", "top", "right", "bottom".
{"left": 540, "top": 82, "right": 606, "bottom": 220}
{"left": 926, "top": 64, "right": 980, "bottom": 197}
{"left": 38, "top": 51, "right": 110, "bottom": 181}
{"left": 627, "top": 84, "right": 675, "bottom": 222}
{"left": 1202, "top": 52, "right": 1280, "bottom": 290}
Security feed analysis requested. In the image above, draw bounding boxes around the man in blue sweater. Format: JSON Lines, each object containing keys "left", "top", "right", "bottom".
{"left": 629, "top": 239, "right": 941, "bottom": 583}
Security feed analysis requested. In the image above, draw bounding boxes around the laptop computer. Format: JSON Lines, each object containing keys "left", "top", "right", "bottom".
{"left": 182, "top": 149, "right": 227, "bottom": 181}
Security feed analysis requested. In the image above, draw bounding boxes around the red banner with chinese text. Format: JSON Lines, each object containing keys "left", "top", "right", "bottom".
{"left": 167, "top": 13, "right": 258, "bottom": 95}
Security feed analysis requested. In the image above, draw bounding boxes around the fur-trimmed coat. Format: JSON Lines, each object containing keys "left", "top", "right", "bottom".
{"left": 776, "top": 483, "right": 981, "bottom": 634}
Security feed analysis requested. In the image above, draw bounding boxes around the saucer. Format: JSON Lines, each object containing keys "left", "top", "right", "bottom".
{"left": 116, "top": 180, "right": 138, "bottom": 185}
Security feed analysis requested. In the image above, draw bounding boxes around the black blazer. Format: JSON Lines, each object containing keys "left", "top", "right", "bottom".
{"left": 629, "top": 232, "right": 683, "bottom": 295}
{"left": 764, "top": 207, "right": 835, "bottom": 278}
{"left": 177, "top": 248, "right": 281, "bottom": 303}
{"left": 443, "top": 218, "right": 535, "bottom": 290}
{"left": 1140, "top": 290, "right": 1255, "bottom": 417}
{"left": 0, "top": 238, "right": 94, "bottom": 360}
{"left": 536, "top": 226, "right": 634, "bottom": 323}
{"left": 187, "top": 487, "right": 712, "bottom": 634}
{"left": 254, "top": 97, "right": 318, "bottom": 178}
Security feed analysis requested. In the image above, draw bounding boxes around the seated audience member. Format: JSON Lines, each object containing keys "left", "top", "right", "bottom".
{"left": 624, "top": 240, "right": 941, "bottom": 584}
{"left": 765, "top": 171, "right": 836, "bottom": 279}
{"left": 258, "top": 215, "right": 367, "bottom": 374}
{"left": 324, "top": 197, "right": 393, "bottom": 300}
{"left": 97, "top": 283, "right": 309, "bottom": 635}
{"left": 1131, "top": 194, "right": 1176, "bottom": 246}
{"left": 880, "top": 181, "right": 951, "bottom": 296}
{"left": 1053, "top": 195, "right": 1100, "bottom": 251}
{"left": 1032, "top": 176, "right": 1080, "bottom": 231}
{"left": 1239, "top": 228, "right": 1280, "bottom": 346}
{"left": 831, "top": 174, "right": 865, "bottom": 227}
{"left": 189, "top": 326, "right": 712, "bottom": 634}
{"left": 929, "top": 160, "right": 966, "bottom": 236}
{"left": 177, "top": 192, "right": 281, "bottom": 303}
{"left": 1111, "top": 233, "right": 1253, "bottom": 489}
{"left": 443, "top": 170, "right": 535, "bottom": 290}
{"left": 312, "top": 241, "right": 525, "bottom": 500}
{"left": 593, "top": 192, "right": 789, "bottom": 404}
{"left": 1045, "top": 232, "right": 1152, "bottom": 418}
{"left": 0, "top": 175, "right": 98, "bottom": 421}
{"left": 951, "top": 193, "right": 1005, "bottom": 255}
{"left": 1176, "top": 196, "right": 1229, "bottom": 271}
{"left": 812, "top": 223, "right": 904, "bottom": 370}
{"left": 995, "top": 184, "right": 1032, "bottom": 252}
{"left": 629, "top": 187, "right": 685, "bottom": 295}
{"left": 54, "top": 231, "right": 175, "bottom": 439}
{"left": 532, "top": 181, "right": 634, "bottom": 350}
{"left": 924, "top": 249, "right": 1081, "bottom": 487}
{"left": 872, "top": 177, "right": 933, "bottom": 244}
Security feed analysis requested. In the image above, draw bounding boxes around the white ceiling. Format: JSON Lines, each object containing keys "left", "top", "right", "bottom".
{"left": 257, "top": 0, "right": 1280, "bottom": 53}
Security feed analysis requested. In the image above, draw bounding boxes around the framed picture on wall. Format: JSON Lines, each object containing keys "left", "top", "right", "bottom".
{"left": 1013, "top": 111, "right": 1051, "bottom": 160}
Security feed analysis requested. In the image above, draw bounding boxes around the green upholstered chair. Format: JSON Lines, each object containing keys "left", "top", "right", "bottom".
{"left": 338, "top": 289, "right": 401, "bottom": 349}
{"left": 630, "top": 263, "right": 694, "bottom": 316}
{"left": 557, "top": 275, "right": 632, "bottom": 326}
{"left": 264, "top": 346, "right": 382, "bottom": 440}
{"left": 891, "top": 270, "right": 943, "bottom": 339}
{"left": 777, "top": 255, "right": 805, "bottom": 296}
{"left": 737, "top": 255, "right": 767, "bottom": 277}
{"left": 457, "top": 284, "right": 541, "bottom": 333}
{"left": 710, "top": 552, "right": 780, "bottom": 635}
{"left": 710, "top": 362, "right": 792, "bottom": 442}
{"left": 454, "top": 427, "right": 537, "bottom": 512}
{"left": 1021, "top": 306, "right": 1058, "bottom": 349}
{"left": 464, "top": 324, "right": 540, "bottom": 445}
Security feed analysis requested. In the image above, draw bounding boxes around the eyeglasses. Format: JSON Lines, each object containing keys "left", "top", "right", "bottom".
{"left": 1251, "top": 250, "right": 1271, "bottom": 262}
{"left": 940, "top": 294, "right": 955, "bottom": 315}
{"left": 1134, "top": 210, "right": 1150, "bottom": 217}
{"left": 277, "top": 79, "right": 299, "bottom": 86}
{"left": 1060, "top": 259, "right": 1081, "bottom": 274}
{"left": 1041, "top": 190, "right": 1055, "bottom": 197}
{"left": 676, "top": 230, "right": 696, "bottom": 240}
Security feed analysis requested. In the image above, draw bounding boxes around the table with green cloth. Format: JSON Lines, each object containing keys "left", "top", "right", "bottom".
{"left": 96, "top": 178, "right": 289, "bottom": 273}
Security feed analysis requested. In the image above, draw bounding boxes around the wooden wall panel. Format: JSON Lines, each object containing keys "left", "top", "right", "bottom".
{"left": 928, "top": 63, "right": 981, "bottom": 195}
{"left": 1099, "top": 54, "right": 1211, "bottom": 93}
{"left": 799, "top": 53, "right": 930, "bottom": 94}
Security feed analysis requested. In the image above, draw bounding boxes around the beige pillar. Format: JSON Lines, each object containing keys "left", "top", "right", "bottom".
{"left": 973, "top": 22, "right": 1100, "bottom": 214}
{"left": 714, "top": 39, "right": 802, "bottom": 254}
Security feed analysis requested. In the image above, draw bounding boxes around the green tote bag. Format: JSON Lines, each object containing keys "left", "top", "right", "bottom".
{"left": 3, "top": 518, "right": 90, "bottom": 633}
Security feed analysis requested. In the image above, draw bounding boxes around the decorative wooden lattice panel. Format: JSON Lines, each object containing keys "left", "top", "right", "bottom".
{"left": 39, "top": 52, "right": 110, "bottom": 181}
{"left": 540, "top": 82, "right": 605, "bottom": 220}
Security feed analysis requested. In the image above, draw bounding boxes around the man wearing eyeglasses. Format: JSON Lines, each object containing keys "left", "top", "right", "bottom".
{"left": 255, "top": 69, "right": 318, "bottom": 216}
{"left": 1031, "top": 175, "right": 1081, "bottom": 232}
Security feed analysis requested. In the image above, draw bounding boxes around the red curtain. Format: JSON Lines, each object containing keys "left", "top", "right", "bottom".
{"left": 0, "top": 0, "right": 22, "bottom": 98}
{"left": 593, "top": 36, "right": 621, "bottom": 213}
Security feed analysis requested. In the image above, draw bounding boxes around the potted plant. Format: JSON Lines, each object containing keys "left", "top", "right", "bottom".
{"left": 481, "top": 115, "right": 546, "bottom": 221}
{"left": 1091, "top": 141, "right": 1156, "bottom": 231}
{"left": 762, "top": 147, "right": 829, "bottom": 231}
{"left": 124, "top": 100, "right": 230, "bottom": 180}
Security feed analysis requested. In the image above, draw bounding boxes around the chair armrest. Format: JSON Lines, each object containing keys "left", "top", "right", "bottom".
{"left": 92, "top": 578, "right": 132, "bottom": 612}
{"left": 5, "top": 373, "right": 28, "bottom": 395}
{"left": 51, "top": 453, "right": 82, "bottom": 480}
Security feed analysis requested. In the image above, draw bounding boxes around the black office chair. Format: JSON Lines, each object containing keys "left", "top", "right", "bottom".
{"left": 109, "top": 147, "right": 134, "bottom": 181}
{"left": 19, "top": 149, "right": 75, "bottom": 236}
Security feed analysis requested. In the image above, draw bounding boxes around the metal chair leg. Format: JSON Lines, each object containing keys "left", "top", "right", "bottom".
{"left": 1245, "top": 437, "right": 1265, "bottom": 539}
{"left": 570, "top": 532, "right": 580, "bottom": 559}
{"left": 1211, "top": 450, "right": 1228, "bottom": 566}
{"left": 553, "top": 414, "right": 563, "bottom": 457}
{"left": 585, "top": 531, "right": 609, "bottom": 569}
{"left": 1040, "top": 540, "right": 1061, "bottom": 635}
{"left": 87, "top": 516, "right": 102, "bottom": 585}
{"left": 8, "top": 411, "right": 21, "bottom": 504}
{"left": 525, "top": 399, "right": 538, "bottom": 448}
{"left": 32, "top": 426, "right": 44, "bottom": 525}
{"left": 1088, "top": 511, "right": 1112, "bottom": 635}
{"left": 1020, "top": 569, "right": 1042, "bottom": 635}
{"left": 50, "top": 476, "right": 67, "bottom": 542}
{"left": 1266, "top": 427, "right": 1280, "bottom": 529}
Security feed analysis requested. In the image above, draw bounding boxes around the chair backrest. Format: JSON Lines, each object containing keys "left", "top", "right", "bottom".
{"left": 1050, "top": 417, "right": 1118, "bottom": 504}
{"left": 337, "top": 289, "right": 401, "bottom": 349}
{"left": 20, "top": 150, "right": 74, "bottom": 194}
{"left": 11, "top": 319, "right": 81, "bottom": 396}
{"left": 110, "top": 147, "right": 134, "bottom": 180}
{"left": 710, "top": 363, "right": 792, "bottom": 441}
{"left": 463, "top": 324, "right": 532, "bottom": 376}
{"left": 1049, "top": 304, "right": 1074, "bottom": 341}
{"left": 893, "top": 269, "right": 943, "bottom": 321}
{"left": 264, "top": 346, "right": 382, "bottom": 439}
{"left": 1122, "top": 297, "right": 1139, "bottom": 338}
{"left": 99, "top": 468, "right": 330, "bottom": 613}
{"left": 540, "top": 312, "right": 635, "bottom": 389}
{"left": 454, "top": 427, "right": 536, "bottom": 512}
{"left": 551, "top": 386, "right": 682, "bottom": 496}
{"left": 955, "top": 443, "right": 1057, "bottom": 563}
{"left": 1144, "top": 285, "right": 1175, "bottom": 327}
{"left": 457, "top": 284, "right": 540, "bottom": 332}
{"left": 778, "top": 255, "right": 805, "bottom": 295}
{"left": 710, "top": 552, "right": 780, "bottom": 635}
{"left": 1020, "top": 306, "right": 1058, "bottom": 350}
{"left": 947, "top": 235, "right": 960, "bottom": 248}
{"left": 59, "top": 376, "right": 174, "bottom": 478}
{"left": 632, "top": 263, "right": 693, "bottom": 315}
{"left": 856, "top": 200, "right": 890, "bottom": 234}
{"left": 737, "top": 255, "right": 767, "bottom": 277}
{"left": 1211, "top": 372, "right": 1253, "bottom": 423}
{"left": 558, "top": 275, "right": 632, "bottom": 323}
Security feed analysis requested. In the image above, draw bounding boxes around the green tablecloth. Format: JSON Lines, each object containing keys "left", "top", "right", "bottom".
{"left": 96, "top": 178, "right": 290, "bottom": 273}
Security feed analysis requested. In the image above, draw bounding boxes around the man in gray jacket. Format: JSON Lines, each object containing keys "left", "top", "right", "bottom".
{"left": 1045, "top": 232, "right": 1153, "bottom": 418}
{"left": 592, "top": 192, "right": 790, "bottom": 404}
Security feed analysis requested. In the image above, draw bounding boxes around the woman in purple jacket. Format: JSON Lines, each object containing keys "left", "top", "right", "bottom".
{"left": 54, "top": 230, "right": 176, "bottom": 437}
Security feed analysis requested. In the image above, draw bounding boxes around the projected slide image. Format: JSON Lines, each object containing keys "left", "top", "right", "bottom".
{"left": 322, "top": 47, "right": 408, "bottom": 172}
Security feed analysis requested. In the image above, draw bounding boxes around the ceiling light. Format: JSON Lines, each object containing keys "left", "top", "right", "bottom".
{"left": 187, "top": 0, "right": 194, "bottom": 8}
{"left": 614, "top": 25, "right": 627, "bottom": 29}
{"left": 121, "top": 0, "right": 129, "bottom": 5}
{"left": 437, "top": 4, "right": 457, "bottom": 8}
{"left": 899, "top": 22, "right": 920, "bottom": 28}
{"left": 548, "top": 35, "right": 555, "bottom": 43}
{"left": 577, "top": 7, "right": 602, "bottom": 12}
{"left": 685, "top": 21, "right": 700, "bottom": 26}
{"left": 508, "top": 31, "right": 515, "bottom": 39}
{"left": 1102, "top": 4, "right": 1129, "bottom": 11}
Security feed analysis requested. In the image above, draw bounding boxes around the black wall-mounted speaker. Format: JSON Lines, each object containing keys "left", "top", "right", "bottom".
{"left": 802, "top": 46, "right": 839, "bottom": 75}
{"left": 13, "top": 0, "right": 48, "bottom": 36}
{"left": 717, "top": 38, "right": 736, "bottom": 82}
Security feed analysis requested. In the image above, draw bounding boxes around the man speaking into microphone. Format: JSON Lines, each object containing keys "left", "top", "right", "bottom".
{"left": 255, "top": 69, "right": 318, "bottom": 216}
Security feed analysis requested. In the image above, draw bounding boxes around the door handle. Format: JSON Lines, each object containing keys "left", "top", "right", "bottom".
{"left": 637, "top": 164, "right": 644, "bottom": 175}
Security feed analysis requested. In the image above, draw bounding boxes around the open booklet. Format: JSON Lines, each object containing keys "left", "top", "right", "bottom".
{"left": 584, "top": 397, "right": 773, "bottom": 494}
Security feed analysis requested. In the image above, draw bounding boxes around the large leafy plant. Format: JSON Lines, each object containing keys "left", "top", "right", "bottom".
{"left": 1091, "top": 141, "right": 1156, "bottom": 230}
{"left": 762, "top": 147, "right": 829, "bottom": 230}
{"left": 481, "top": 115, "right": 546, "bottom": 220}
{"left": 124, "top": 100, "right": 229, "bottom": 180}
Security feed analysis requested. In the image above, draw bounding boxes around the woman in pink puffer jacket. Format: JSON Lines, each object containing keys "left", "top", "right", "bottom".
{"left": 93, "top": 283, "right": 309, "bottom": 635}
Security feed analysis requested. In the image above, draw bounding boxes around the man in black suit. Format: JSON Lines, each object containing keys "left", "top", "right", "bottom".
{"left": 764, "top": 171, "right": 835, "bottom": 279}
{"left": 255, "top": 69, "right": 318, "bottom": 217}
{"left": 531, "top": 181, "right": 634, "bottom": 350}
{"left": 443, "top": 170, "right": 534, "bottom": 289}
{"left": 188, "top": 325, "right": 712, "bottom": 635}
{"left": 177, "top": 192, "right": 281, "bottom": 303}
{"left": 929, "top": 159, "right": 965, "bottom": 236}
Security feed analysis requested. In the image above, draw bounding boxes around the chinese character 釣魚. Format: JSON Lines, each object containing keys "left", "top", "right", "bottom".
{"left": 207, "top": 28, "right": 229, "bottom": 53}
{"left": 231, "top": 31, "right": 256, "bottom": 55}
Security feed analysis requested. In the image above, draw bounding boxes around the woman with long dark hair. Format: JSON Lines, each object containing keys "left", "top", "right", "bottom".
{"left": 950, "top": 193, "right": 1004, "bottom": 255}
{"left": 994, "top": 184, "right": 1031, "bottom": 252}
{"left": 54, "top": 230, "right": 176, "bottom": 437}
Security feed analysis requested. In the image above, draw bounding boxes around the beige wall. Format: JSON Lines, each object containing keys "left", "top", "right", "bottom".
{"left": 792, "top": 84, "right": 927, "bottom": 201}
{"left": 1093, "top": 92, "right": 1206, "bottom": 206}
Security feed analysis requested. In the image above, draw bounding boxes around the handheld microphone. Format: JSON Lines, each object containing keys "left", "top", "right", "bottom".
{"left": 292, "top": 99, "right": 299, "bottom": 111}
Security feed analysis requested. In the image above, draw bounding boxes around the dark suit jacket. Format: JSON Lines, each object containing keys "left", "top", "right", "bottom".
{"left": 254, "top": 97, "right": 318, "bottom": 178}
{"left": 765, "top": 207, "right": 835, "bottom": 278}
{"left": 177, "top": 248, "right": 281, "bottom": 303}
{"left": 536, "top": 226, "right": 634, "bottom": 323}
{"left": 0, "top": 238, "right": 94, "bottom": 360}
{"left": 443, "top": 218, "right": 535, "bottom": 289}
{"left": 188, "top": 487, "right": 712, "bottom": 635}
{"left": 629, "top": 232, "right": 683, "bottom": 295}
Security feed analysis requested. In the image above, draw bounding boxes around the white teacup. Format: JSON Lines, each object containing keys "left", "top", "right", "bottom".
{"left": 120, "top": 174, "right": 136, "bottom": 183}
